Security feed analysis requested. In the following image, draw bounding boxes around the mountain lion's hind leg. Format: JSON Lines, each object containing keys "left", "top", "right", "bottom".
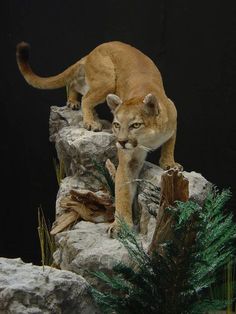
{"left": 66, "top": 87, "right": 80, "bottom": 109}
{"left": 82, "top": 89, "right": 112, "bottom": 131}
{"left": 82, "top": 55, "right": 115, "bottom": 131}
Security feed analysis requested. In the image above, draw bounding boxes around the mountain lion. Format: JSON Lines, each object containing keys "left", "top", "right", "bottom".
{"left": 16, "top": 41, "right": 181, "bottom": 234}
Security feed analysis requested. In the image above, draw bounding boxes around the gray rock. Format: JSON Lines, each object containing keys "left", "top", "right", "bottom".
{"left": 53, "top": 222, "right": 129, "bottom": 289}
{"left": 0, "top": 257, "right": 100, "bottom": 314}
{"left": 49, "top": 106, "right": 117, "bottom": 176}
{"left": 53, "top": 220, "right": 155, "bottom": 290}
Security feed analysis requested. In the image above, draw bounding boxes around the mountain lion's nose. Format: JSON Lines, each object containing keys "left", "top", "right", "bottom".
{"left": 118, "top": 140, "right": 128, "bottom": 148}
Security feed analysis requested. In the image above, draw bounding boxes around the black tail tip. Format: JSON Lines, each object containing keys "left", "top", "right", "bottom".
{"left": 16, "top": 41, "right": 30, "bottom": 62}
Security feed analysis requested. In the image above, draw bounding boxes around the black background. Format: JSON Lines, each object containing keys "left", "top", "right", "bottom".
{"left": 1, "top": 0, "right": 236, "bottom": 265}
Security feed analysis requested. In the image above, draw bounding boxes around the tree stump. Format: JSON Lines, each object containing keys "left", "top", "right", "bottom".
{"left": 148, "top": 168, "right": 189, "bottom": 255}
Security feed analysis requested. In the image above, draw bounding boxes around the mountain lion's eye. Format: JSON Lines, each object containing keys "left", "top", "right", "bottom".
{"left": 131, "top": 123, "right": 141, "bottom": 129}
{"left": 113, "top": 122, "right": 120, "bottom": 129}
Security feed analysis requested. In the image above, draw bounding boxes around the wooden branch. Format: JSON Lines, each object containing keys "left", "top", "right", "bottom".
{"left": 50, "top": 159, "right": 117, "bottom": 235}
{"left": 70, "top": 189, "right": 115, "bottom": 211}
{"left": 50, "top": 188, "right": 115, "bottom": 235}
{"left": 60, "top": 195, "right": 114, "bottom": 222}
{"left": 50, "top": 211, "right": 80, "bottom": 235}
{"left": 148, "top": 168, "right": 189, "bottom": 255}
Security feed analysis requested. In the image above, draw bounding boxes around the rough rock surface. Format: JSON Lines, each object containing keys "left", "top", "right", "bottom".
{"left": 0, "top": 257, "right": 100, "bottom": 314}
{"left": 53, "top": 221, "right": 132, "bottom": 289}
{"left": 49, "top": 106, "right": 117, "bottom": 177}
{"left": 50, "top": 106, "right": 212, "bottom": 287}
{"left": 53, "top": 164, "right": 211, "bottom": 287}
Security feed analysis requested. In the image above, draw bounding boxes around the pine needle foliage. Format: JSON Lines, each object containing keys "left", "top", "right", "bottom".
{"left": 91, "top": 188, "right": 236, "bottom": 314}
{"left": 92, "top": 159, "right": 115, "bottom": 197}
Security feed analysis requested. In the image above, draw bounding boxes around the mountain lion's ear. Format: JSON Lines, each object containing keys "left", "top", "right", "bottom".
{"left": 143, "top": 93, "right": 160, "bottom": 115}
{"left": 106, "top": 94, "right": 122, "bottom": 111}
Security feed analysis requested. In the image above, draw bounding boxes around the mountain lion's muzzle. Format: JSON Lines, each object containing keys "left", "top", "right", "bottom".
{"left": 116, "top": 139, "right": 138, "bottom": 149}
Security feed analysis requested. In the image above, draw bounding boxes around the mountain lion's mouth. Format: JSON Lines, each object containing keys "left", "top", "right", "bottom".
{"left": 116, "top": 142, "right": 134, "bottom": 150}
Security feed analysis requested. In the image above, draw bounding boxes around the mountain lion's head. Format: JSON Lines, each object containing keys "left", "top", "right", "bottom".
{"left": 107, "top": 93, "right": 166, "bottom": 152}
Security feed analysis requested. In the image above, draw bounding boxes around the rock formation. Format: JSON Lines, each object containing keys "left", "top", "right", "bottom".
{"left": 49, "top": 106, "right": 211, "bottom": 287}
{"left": 0, "top": 105, "right": 213, "bottom": 312}
{"left": 0, "top": 257, "right": 100, "bottom": 314}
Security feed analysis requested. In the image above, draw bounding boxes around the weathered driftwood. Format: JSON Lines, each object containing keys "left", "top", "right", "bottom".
{"left": 51, "top": 188, "right": 115, "bottom": 235}
{"left": 69, "top": 189, "right": 114, "bottom": 212}
{"left": 50, "top": 211, "right": 80, "bottom": 235}
{"left": 148, "top": 168, "right": 189, "bottom": 255}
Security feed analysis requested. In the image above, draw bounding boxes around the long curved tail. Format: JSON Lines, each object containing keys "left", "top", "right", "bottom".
{"left": 16, "top": 42, "right": 78, "bottom": 89}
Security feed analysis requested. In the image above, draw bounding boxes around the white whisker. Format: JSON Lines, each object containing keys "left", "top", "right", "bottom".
{"left": 138, "top": 145, "right": 154, "bottom": 152}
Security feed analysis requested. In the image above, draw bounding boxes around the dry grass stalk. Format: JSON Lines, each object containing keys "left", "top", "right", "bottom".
{"left": 38, "top": 207, "right": 56, "bottom": 267}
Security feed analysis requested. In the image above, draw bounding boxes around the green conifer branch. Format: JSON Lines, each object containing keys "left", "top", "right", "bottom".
{"left": 92, "top": 188, "right": 236, "bottom": 314}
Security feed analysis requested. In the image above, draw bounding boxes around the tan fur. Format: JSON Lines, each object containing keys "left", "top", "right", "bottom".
{"left": 16, "top": 41, "right": 181, "bottom": 234}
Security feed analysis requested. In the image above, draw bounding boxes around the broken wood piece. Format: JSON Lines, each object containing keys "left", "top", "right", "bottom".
{"left": 70, "top": 189, "right": 115, "bottom": 211}
{"left": 51, "top": 187, "right": 115, "bottom": 235}
{"left": 50, "top": 211, "right": 80, "bottom": 235}
{"left": 160, "top": 168, "right": 189, "bottom": 208}
{"left": 60, "top": 196, "right": 114, "bottom": 223}
{"left": 148, "top": 168, "right": 189, "bottom": 255}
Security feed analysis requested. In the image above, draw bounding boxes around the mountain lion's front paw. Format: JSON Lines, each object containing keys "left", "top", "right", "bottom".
{"left": 83, "top": 120, "right": 102, "bottom": 132}
{"left": 107, "top": 219, "right": 133, "bottom": 238}
{"left": 159, "top": 159, "right": 183, "bottom": 171}
{"left": 107, "top": 221, "right": 119, "bottom": 238}
{"left": 67, "top": 99, "right": 80, "bottom": 110}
